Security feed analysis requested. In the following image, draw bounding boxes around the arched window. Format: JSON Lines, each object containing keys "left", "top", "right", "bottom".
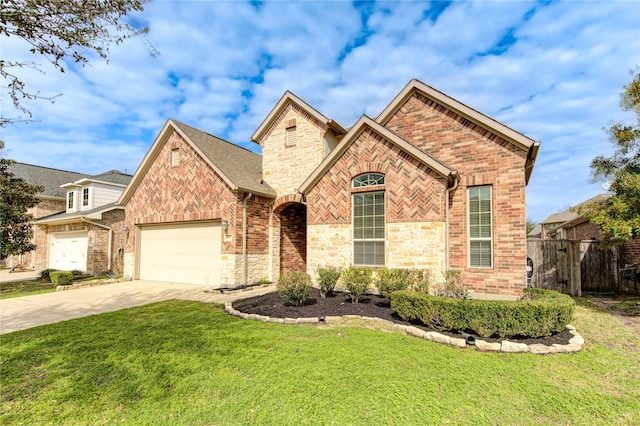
{"left": 352, "top": 174, "right": 385, "bottom": 266}
{"left": 353, "top": 173, "right": 385, "bottom": 188}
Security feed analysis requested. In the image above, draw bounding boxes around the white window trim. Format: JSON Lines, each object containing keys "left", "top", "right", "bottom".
{"left": 467, "top": 185, "right": 493, "bottom": 268}
{"left": 67, "top": 191, "right": 75, "bottom": 211}
{"left": 81, "top": 187, "right": 91, "bottom": 210}
{"left": 352, "top": 190, "right": 386, "bottom": 267}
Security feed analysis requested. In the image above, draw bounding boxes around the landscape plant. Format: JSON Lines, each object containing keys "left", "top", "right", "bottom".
{"left": 316, "top": 266, "right": 341, "bottom": 298}
{"left": 49, "top": 270, "right": 73, "bottom": 286}
{"left": 341, "top": 267, "right": 372, "bottom": 303}
{"left": 391, "top": 288, "right": 575, "bottom": 338}
{"left": 408, "top": 268, "right": 432, "bottom": 294}
{"left": 432, "top": 269, "right": 468, "bottom": 299}
{"left": 276, "top": 271, "right": 312, "bottom": 306}
{"left": 39, "top": 268, "right": 58, "bottom": 281}
{"left": 375, "top": 268, "right": 413, "bottom": 298}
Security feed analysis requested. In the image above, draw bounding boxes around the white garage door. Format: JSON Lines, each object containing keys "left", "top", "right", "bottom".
{"left": 50, "top": 231, "right": 88, "bottom": 271}
{"left": 139, "top": 221, "right": 221, "bottom": 286}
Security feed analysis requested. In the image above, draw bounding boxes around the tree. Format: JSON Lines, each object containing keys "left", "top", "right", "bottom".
{"left": 581, "top": 70, "right": 640, "bottom": 248}
{"left": 1, "top": 0, "right": 148, "bottom": 125}
{"left": 0, "top": 141, "right": 43, "bottom": 259}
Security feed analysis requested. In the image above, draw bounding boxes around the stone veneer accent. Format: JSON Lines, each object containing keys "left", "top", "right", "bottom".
{"left": 387, "top": 222, "right": 445, "bottom": 276}
{"left": 224, "top": 302, "right": 584, "bottom": 354}
{"left": 307, "top": 224, "right": 352, "bottom": 275}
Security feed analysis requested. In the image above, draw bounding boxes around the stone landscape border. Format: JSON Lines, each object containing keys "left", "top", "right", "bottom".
{"left": 225, "top": 302, "right": 584, "bottom": 354}
{"left": 56, "top": 278, "right": 122, "bottom": 291}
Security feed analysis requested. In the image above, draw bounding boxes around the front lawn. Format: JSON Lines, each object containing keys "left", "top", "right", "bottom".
{"left": 1, "top": 298, "right": 639, "bottom": 425}
{"left": 0, "top": 280, "right": 56, "bottom": 299}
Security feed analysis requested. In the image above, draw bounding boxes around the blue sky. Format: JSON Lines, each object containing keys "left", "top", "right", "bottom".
{"left": 1, "top": 0, "right": 639, "bottom": 222}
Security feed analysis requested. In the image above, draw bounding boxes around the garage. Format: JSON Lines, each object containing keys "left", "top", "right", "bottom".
{"left": 50, "top": 231, "right": 88, "bottom": 271}
{"left": 138, "top": 221, "right": 221, "bottom": 285}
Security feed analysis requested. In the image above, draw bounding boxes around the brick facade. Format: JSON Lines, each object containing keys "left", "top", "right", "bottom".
{"left": 384, "top": 92, "right": 529, "bottom": 296}
{"left": 123, "top": 129, "right": 271, "bottom": 286}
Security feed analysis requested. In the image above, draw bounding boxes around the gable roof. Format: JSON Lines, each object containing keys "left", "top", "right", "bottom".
{"left": 8, "top": 163, "right": 87, "bottom": 199}
{"left": 119, "top": 119, "right": 276, "bottom": 205}
{"left": 376, "top": 79, "right": 540, "bottom": 184}
{"left": 250, "top": 91, "right": 347, "bottom": 144}
{"left": 299, "top": 115, "right": 457, "bottom": 194}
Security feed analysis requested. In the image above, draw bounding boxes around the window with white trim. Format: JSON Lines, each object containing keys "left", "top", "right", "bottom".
{"left": 82, "top": 187, "right": 90, "bottom": 207}
{"left": 67, "top": 192, "right": 74, "bottom": 210}
{"left": 352, "top": 173, "right": 385, "bottom": 266}
{"left": 468, "top": 185, "right": 493, "bottom": 268}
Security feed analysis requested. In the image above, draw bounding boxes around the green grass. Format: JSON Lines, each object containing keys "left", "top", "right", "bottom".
{"left": 0, "top": 280, "right": 56, "bottom": 299}
{"left": 1, "top": 299, "right": 639, "bottom": 425}
{"left": 612, "top": 295, "right": 640, "bottom": 316}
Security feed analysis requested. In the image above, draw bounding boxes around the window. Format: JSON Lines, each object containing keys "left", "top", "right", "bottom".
{"left": 352, "top": 173, "right": 385, "bottom": 266}
{"left": 353, "top": 173, "right": 385, "bottom": 187}
{"left": 67, "top": 192, "right": 74, "bottom": 209}
{"left": 468, "top": 185, "right": 493, "bottom": 268}
{"left": 171, "top": 148, "right": 180, "bottom": 167}
{"left": 285, "top": 126, "right": 297, "bottom": 147}
{"left": 82, "top": 187, "right": 90, "bottom": 207}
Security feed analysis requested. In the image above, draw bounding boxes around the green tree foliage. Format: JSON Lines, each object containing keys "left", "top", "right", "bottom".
{"left": 0, "top": 141, "right": 43, "bottom": 259}
{"left": 582, "top": 71, "right": 640, "bottom": 248}
{"left": 1, "top": 0, "right": 148, "bottom": 125}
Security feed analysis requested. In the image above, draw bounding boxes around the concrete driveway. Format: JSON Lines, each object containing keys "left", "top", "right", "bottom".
{"left": 0, "top": 280, "right": 276, "bottom": 335}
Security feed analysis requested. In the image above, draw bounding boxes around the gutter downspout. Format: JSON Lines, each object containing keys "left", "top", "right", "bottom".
{"left": 444, "top": 174, "right": 460, "bottom": 270}
{"left": 243, "top": 192, "right": 253, "bottom": 286}
{"left": 80, "top": 217, "right": 113, "bottom": 272}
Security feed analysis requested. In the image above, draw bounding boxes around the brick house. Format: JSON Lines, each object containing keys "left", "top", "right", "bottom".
{"left": 5, "top": 162, "right": 131, "bottom": 273}
{"left": 119, "top": 79, "right": 539, "bottom": 297}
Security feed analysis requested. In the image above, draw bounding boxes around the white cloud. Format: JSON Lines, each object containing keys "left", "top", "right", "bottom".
{"left": 1, "top": 0, "right": 638, "bottom": 222}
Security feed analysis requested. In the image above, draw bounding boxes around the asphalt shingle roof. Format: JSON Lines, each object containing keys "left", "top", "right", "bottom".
{"left": 9, "top": 163, "right": 87, "bottom": 199}
{"left": 173, "top": 120, "right": 275, "bottom": 197}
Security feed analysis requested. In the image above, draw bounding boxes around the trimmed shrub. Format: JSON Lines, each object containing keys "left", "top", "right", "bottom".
{"left": 316, "top": 266, "right": 341, "bottom": 298}
{"left": 70, "top": 270, "right": 83, "bottom": 277}
{"left": 50, "top": 271, "right": 74, "bottom": 286}
{"left": 375, "top": 268, "right": 413, "bottom": 298}
{"left": 277, "top": 271, "right": 312, "bottom": 307}
{"left": 342, "top": 267, "right": 372, "bottom": 304}
{"left": 40, "top": 268, "right": 58, "bottom": 280}
{"left": 391, "top": 288, "right": 575, "bottom": 338}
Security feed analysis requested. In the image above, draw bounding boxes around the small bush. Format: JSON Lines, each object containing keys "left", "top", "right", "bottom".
{"left": 277, "top": 271, "right": 312, "bottom": 307}
{"left": 391, "top": 288, "right": 575, "bottom": 338}
{"left": 40, "top": 269, "right": 58, "bottom": 280}
{"left": 316, "top": 266, "right": 341, "bottom": 298}
{"left": 342, "top": 267, "right": 372, "bottom": 304}
{"left": 408, "top": 269, "right": 432, "bottom": 294}
{"left": 70, "top": 270, "right": 83, "bottom": 277}
{"left": 50, "top": 271, "right": 74, "bottom": 286}
{"left": 432, "top": 269, "right": 468, "bottom": 299}
{"left": 375, "top": 268, "right": 413, "bottom": 298}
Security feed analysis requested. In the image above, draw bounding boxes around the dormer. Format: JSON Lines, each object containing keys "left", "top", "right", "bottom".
{"left": 250, "top": 91, "right": 346, "bottom": 197}
{"left": 60, "top": 172, "right": 130, "bottom": 213}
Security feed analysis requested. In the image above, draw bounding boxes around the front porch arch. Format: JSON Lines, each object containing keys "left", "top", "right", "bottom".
{"left": 273, "top": 200, "right": 307, "bottom": 276}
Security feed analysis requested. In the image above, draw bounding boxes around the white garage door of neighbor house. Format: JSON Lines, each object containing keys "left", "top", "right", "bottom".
{"left": 139, "top": 221, "right": 221, "bottom": 286}
{"left": 51, "top": 231, "right": 88, "bottom": 271}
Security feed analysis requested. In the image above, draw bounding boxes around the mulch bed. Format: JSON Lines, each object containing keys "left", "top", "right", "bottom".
{"left": 232, "top": 288, "right": 573, "bottom": 346}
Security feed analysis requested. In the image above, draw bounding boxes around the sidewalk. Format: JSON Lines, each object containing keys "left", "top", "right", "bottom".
{"left": 0, "top": 280, "right": 276, "bottom": 335}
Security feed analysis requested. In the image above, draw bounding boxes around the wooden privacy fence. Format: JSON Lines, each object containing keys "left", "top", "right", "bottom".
{"left": 527, "top": 239, "right": 623, "bottom": 296}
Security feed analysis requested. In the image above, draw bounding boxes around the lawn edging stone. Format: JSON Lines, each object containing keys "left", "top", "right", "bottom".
{"left": 224, "top": 301, "right": 584, "bottom": 355}
{"left": 56, "top": 278, "right": 121, "bottom": 291}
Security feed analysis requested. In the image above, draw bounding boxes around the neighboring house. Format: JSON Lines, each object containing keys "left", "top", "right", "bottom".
{"left": 34, "top": 170, "right": 132, "bottom": 273}
{"left": 538, "top": 194, "right": 609, "bottom": 240}
{"left": 4, "top": 163, "right": 87, "bottom": 270}
{"left": 119, "top": 79, "right": 539, "bottom": 297}
{"left": 538, "top": 194, "right": 640, "bottom": 265}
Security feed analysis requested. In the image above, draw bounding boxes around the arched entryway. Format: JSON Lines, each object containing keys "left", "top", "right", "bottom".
{"left": 277, "top": 202, "right": 307, "bottom": 275}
